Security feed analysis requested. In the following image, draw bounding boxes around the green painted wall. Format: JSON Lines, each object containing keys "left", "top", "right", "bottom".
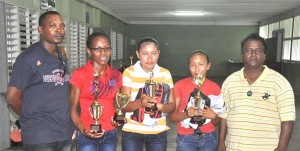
{"left": 3, "top": 0, "right": 39, "bottom": 10}
{"left": 125, "top": 25, "right": 258, "bottom": 77}
{"left": 100, "top": 12, "right": 126, "bottom": 33}
{"left": 86, "top": 5, "right": 101, "bottom": 27}
{"left": 3, "top": 0, "right": 126, "bottom": 31}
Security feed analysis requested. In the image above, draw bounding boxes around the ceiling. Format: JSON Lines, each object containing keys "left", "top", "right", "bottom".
{"left": 92, "top": 0, "right": 300, "bottom": 25}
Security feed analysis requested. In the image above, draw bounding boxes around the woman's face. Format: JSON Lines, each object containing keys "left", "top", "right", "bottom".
{"left": 136, "top": 42, "right": 160, "bottom": 72}
{"left": 87, "top": 36, "right": 111, "bottom": 65}
{"left": 189, "top": 53, "right": 210, "bottom": 78}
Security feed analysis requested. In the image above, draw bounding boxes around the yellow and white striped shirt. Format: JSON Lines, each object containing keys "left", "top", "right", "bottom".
{"left": 220, "top": 66, "right": 295, "bottom": 151}
{"left": 122, "top": 61, "right": 174, "bottom": 134}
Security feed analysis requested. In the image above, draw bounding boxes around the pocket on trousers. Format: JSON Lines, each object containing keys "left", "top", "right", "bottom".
{"left": 122, "top": 131, "right": 133, "bottom": 140}
{"left": 157, "top": 131, "right": 167, "bottom": 140}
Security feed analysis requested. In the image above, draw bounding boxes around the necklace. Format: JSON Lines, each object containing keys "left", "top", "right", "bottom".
{"left": 244, "top": 71, "right": 262, "bottom": 97}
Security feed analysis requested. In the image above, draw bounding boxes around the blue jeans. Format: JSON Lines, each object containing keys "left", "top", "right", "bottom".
{"left": 76, "top": 128, "right": 118, "bottom": 151}
{"left": 23, "top": 139, "right": 72, "bottom": 151}
{"left": 122, "top": 131, "right": 167, "bottom": 151}
{"left": 176, "top": 130, "right": 218, "bottom": 151}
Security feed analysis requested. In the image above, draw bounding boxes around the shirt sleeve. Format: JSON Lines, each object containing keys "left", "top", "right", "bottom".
{"left": 9, "top": 55, "right": 33, "bottom": 90}
{"left": 69, "top": 69, "right": 82, "bottom": 89}
{"left": 174, "top": 81, "right": 182, "bottom": 99}
{"left": 219, "top": 80, "right": 229, "bottom": 119}
{"left": 277, "top": 79, "right": 296, "bottom": 121}
{"left": 165, "top": 70, "right": 174, "bottom": 88}
{"left": 122, "top": 69, "right": 132, "bottom": 87}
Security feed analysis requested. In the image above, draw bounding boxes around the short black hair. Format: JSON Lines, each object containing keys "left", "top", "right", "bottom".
{"left": 241, "top": 33, "right": 267, "bottom": 54}
{"left": 39, "top": 11, "right": 61, "bottom": 26}
{"left": 86, "top": 32, "right": 111, "bottom": 48}
{"left": 190, "top": 50, "right": 210, "bottom": 64}
{"left": 137, "top": 37, "right": 159, "bottom": 51}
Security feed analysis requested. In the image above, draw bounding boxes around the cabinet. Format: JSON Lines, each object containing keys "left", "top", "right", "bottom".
{"left": 4, "top": 3, "right": 39, "bottom": 77}
{"left": 69, "top": 21, "right": 87, "bottom": 71}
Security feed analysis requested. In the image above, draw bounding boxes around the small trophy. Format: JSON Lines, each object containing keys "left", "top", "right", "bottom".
{"left": 89, "top": 74, "right": 103, "bottom": 133}
{"left": 190, "top": 73, "right": 206, "bottom": 125}
{"left": 129, "top": 55, "right": 133, "bottom": 66}
{"left": 144, "top": 71, "right": 158, "bottom": 112}
{"left": 113, "top": 93, "right": 131, "bottom": 124}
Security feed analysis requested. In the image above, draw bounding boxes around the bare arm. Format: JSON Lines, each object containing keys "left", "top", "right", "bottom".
{"left": 121, "top": 86, "right": 142, "bottom": 112}
{"left": 70, "top": 85, "right": 85, "bottom": 132}
{"left": 169, "top": 96, "right": 188, "bottom": 122}
{"left": 200, "top": 106, "right": 220, "bottom": 125}
{"left": 6, "top": 86, "right": 23, "bottom": 115}
{"left": 274, "top": 121, "right": 294, "bottom": 151}
{"left": 217, "top": 118, "right": 227, "bottom": 151}
{"left": 156, "top": 88, "right": 175, "bottom": 113}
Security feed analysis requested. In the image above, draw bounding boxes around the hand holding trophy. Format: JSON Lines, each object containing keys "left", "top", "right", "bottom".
{"left": 113, "top": 93, "right": 130, "bottom": 125}
{"left": 89, "top": 74, "right": 103, "bottom": 133}
{"left": 190, "top": 73, "right": 206, "bottom": 126}
{"left": 144, "top": 71, "right": 158, "bottom": 112}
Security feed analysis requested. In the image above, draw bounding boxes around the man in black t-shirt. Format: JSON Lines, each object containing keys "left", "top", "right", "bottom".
{"left": 6, "top": 11, "right": 74, "bottom": 151}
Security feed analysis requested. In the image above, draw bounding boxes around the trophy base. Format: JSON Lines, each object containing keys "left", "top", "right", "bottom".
{"left": 113, "top": 113, "right": 126, "bottom": 125}
{"left": 145, "top": 103, "right": 158, "bottom": 112}
{"left": 190, "top": 116, "right": 205, "bottom": 126}
{"left": 90, "top": 124, "right": 102, "bottom": 133}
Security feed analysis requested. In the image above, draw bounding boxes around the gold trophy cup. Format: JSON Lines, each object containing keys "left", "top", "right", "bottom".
{"left": 89, "top": 101, "right": 103, "bottom": 133}
{"left": 113, "top": 93, "right": 131, "bottom": 124}
{"left": 144, "top": 71, "right": 158, "bottom": 112}
{"left": 190, "top": 73, "right": 206, "bottom": 125}
{"left": 89, "top": 81, "right": 103, "bottom": 133}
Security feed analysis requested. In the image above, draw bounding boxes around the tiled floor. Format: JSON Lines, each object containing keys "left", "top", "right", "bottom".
{"left": 5, "top": 77, "right": 300, "bottom": 151}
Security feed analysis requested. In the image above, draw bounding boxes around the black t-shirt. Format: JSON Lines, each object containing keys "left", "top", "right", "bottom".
{"left": 9, "top": 42, "right": 74, "bottom": 144}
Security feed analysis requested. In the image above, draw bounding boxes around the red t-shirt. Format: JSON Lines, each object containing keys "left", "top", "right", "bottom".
{"left": 70, "top": 61, "right": 122, "bottom": 131}
{"left": 174, "top": 77, "right": 220, "bottom": 134}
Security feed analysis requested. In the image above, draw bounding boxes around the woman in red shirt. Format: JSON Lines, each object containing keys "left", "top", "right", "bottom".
{"left": 169, "top": 50, "right": 224, "bottom": 151}
{"left": 70, "top": 32, "right": 122, "bottom": 151}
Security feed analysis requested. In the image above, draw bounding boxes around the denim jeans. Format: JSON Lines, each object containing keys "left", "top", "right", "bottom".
{"left": 176, "top": 130, "right": 218, "bottom": 151}
{"left": 23, "top": 139, "right": 72, "bottom": 151}
{"left": 76, "top": 128, "right": 118, "bottom": 151}
{"left": 122, "top": 131, "right": 167, "bottom": 151}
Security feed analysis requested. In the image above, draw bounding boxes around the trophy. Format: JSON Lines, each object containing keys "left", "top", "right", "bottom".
{"left": 129, "top": 55, "right": 133, "bottom": 66}
{"left": 113, "top": 93, "right": 131, "bottom": 124}
{"left": 144, "top": 71, "right": 158, "bottom": 112}
{"left": 190, "top": 73, "right": 206, "bottom": 126}
{"left": 89, "top": 74, "right": 103, "bottom": 133}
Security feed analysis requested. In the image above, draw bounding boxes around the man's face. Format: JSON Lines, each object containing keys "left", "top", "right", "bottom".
{"left": 38, "top": 14, "right": 65, "bottom": 45}
{"left": 242, "top": 40, "right": 266, "bottom": 69}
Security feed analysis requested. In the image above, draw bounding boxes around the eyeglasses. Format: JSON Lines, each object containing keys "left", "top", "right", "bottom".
{"left": 58, "top": 56, "right": 66, "bottom": 78}
{"left": 89, "top": 47, "right": 111, "bottom": 52}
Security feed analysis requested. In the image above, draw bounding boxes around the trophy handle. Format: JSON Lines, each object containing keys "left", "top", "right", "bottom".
{"left": 122, "top": 98, "right": 130, "bottom": 108}
{"left": 116, "top": 93, "right": 121, "bottom": 109}
{"left": 89, "top": 106, "right": 93, "bottom": 118}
